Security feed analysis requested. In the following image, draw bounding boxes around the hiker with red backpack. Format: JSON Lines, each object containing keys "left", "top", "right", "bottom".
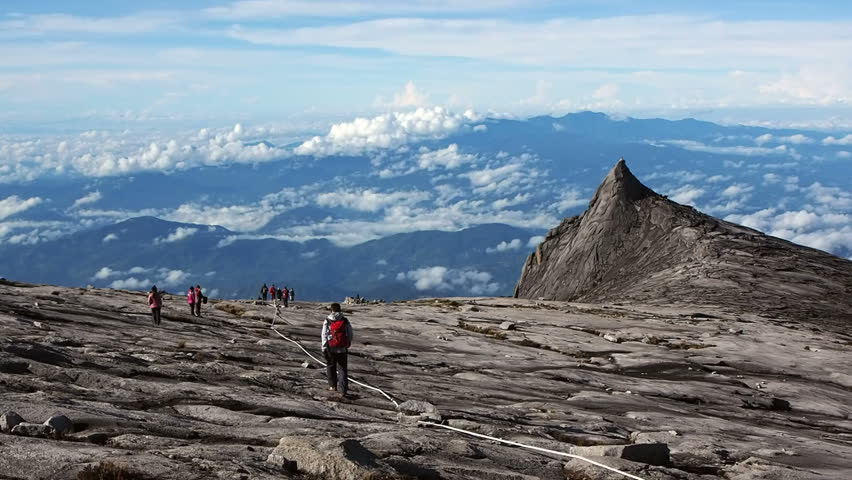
{"left": 321, "top": 302, "right": 353, "bottom": 397}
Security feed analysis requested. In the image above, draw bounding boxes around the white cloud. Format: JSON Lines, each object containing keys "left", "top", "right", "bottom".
{"left": 387, "top": 80, "right": 429, "bottom": 108}
{"left": 294, "top": 107, "right": 480, "bottom": 156}
{"left": 755, "top": 133, "right": 813, "bottom": 145}
{"left": 301, "top": 250, "right": 318, "bottom": 258}
{"left": 552, "top": 189, "right": 587, "bottom": 212}
{"left": 0, "top": 124, "right": 288, "bottom": 182}
{"left": 721, "top": 183, "right": 754, "bottom": 198}
{"left": 0, "top": 195, "right": 43, "bottom": 221}
{"left": 109, "top": 277, "right": 151, "bottom": 290}
{"left": 102, "top": 233, "right": 118, "bottom": 243}
{"left": 315, "top": 188, "right": 430, "bottom": 212}
{"left": 417, "top": 144, "right": 476, "bottom": 170}
{"left": 667, "top": 185, "right": 705, "bottom": 205}
{"left": 92, "top": 267, "right": 116, "bottom": 280}
{"left": 376, "top": 259, "right": 388, "bottom": 266}
{"left": 493, "top": 193, "right": 529, "bottom": 210}
{"left": 396, "top": 265, "right": 500, "bottom": 295}
{"left": 823, "top": 134, "right": 852, "bottom": 146}
{"left": 763, "top": 173, "right": 780, "bottom": 184}
{"left": 759, "top": 66, "right": 852, "bottom": 105}
{"left": 527, "top": 235, "right": 544, "bottom": 247}
{"left": 592, "top": 82, "right": 619, "bottom": 100}
{"left": 161, "top": 269, "right": 189, "bottom": 286}
{"left": 806, "top": 182, "right": 852, "bottom": 209}
{"left": 662, "top": 139, "right": 790, "bottom": 157}
{"left": 486, "top": 238, "right": 522, "bottom": 253}
{"left": 71, "top": 190, "right": 102, "bottom": 208}
{"left": 154, "top": 227, "right": 198, "bottom": 244}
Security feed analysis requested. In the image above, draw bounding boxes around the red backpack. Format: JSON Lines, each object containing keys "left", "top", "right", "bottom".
{"left": 328, "top": 317, "right": 350, "bottom": 349}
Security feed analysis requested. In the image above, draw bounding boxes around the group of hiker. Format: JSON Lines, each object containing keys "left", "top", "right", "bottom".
{"left": 145, "top": 284, "right": 208, "bottom": 323}
{"left": 260, "top": 283, "right": 294, "bottom": 306}
{"left": 144, "top": 285, "right": 353, "bottom": 399}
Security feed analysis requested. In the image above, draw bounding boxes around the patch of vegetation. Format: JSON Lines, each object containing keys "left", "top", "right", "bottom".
{"left": 77, "top": 461, "right": 145, "bottom": 480}
{"left": 513, "top": 338, "right": 553, "bottom": 350}
{"left": 457, "top": 320, "right": 507, "bottom": 340}
{"left": 214, "top": 302, "right": 246, "bottom": 317}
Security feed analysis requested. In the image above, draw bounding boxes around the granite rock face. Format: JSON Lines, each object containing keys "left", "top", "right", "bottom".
{"left": 515, "top": 159, "right": 852, "bottom": 331}
{"left": 0, "top": 280, "right": 850, "bottom": 479}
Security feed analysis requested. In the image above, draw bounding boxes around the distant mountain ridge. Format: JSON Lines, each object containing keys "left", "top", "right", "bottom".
{"left": 0, "top": 217, "right": 537, "bottom": 301}
{"left": 515, "top": 159, "right": 852, "bottom": 329}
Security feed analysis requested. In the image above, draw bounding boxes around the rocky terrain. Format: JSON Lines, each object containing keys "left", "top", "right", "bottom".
{"left": 1, "top": 279, "right": 851, "bottom": 479}
{"left": 515, "top": 160, "right": 852, "bottom": 332}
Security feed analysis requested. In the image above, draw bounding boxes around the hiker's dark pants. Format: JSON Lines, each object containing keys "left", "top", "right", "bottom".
{"left": 189, "top": 303, "right": 195, "bottom": 315}
{"left": 194, "top": 301, "right": 201, "bottom": 316}
{"left": 262, "top": 293, "right": 267, "bottom": 301}
{"left": 151, "top": 307, "right": 161, "bottom": 325}
{"left": 324, "top": 349, "right": 348, "bottom": 394}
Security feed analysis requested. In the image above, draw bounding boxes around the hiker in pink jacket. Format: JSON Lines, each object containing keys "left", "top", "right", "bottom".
{"left": 148, "top": 286, "right": 162, "bottom": 325}
{"left": 187, "top": 286, "right": 196, "bottom": 315}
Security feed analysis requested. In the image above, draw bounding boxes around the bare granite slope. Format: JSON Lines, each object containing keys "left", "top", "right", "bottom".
{"left": 514, "top": 159, "right": 852, "bottom": 331}
{"left": 1, "top": 280, "right": 851, "bottom": 479}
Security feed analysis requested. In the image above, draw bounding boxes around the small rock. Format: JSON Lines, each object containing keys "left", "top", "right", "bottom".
{"left": 499, "top": 321, "right": 516, "bottom": 331}
{"left": 300, "top": 360, "right": 313, "bottom": 369}
{"left": 1, "top": 411, "right": 25, "bottom": 433}
{"left": 11, "top": 422, "right": 53, "bottom": 437}
{"left": 728, "top": 328, "right": 744, "bottom": 334}
{"left": 398, "top": 400, "right": 437, "bottom": 415}
{"left": 267, "top": 435, "right": 392, "bottom": 479}
{"left": 44, "top": 414, "right": 74, "bottom": 436}
{"left": 33, "top": 321, "right": 50, "bottom": 331}
{"left": 437, "top": 335, "right": 448, "bottom": 341}
{"left": 603, "top": 333, "right": 621, "bottom": 343}
{"left": 459, "top": 305, "right": 480, "bottom": 312}
{"left": 229, "top": 339, "right": 237, "bottom": 344}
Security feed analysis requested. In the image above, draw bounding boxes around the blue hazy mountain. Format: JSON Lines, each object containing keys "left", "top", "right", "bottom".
{"left": 0, "top": 217, "right": 537, "bottom": 300}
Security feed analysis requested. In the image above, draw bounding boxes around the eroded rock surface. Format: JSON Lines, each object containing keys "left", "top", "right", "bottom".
{"left": 515, "top": 159, "right": 852, "bottom": 332}
{"left": 0, "top": 282, "right": 850, "bottom": 479}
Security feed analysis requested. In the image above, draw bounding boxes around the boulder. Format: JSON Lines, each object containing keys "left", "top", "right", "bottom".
{"left": 568, "top": 443, "right": 670, "bottom": 466}
{"left": 44, "top": 414, "right": 74, "bottom": 436}
{"left": 459, "top": 305, "right": 480, "bottom": 312}
{"left": 1, "top": 411, "right": 25, "bottom": 433}
{"left": 11, "top": 422, "right": 53, "bottom": 437}
{"left": 499, "top": 321, "right": 516, "bottom": 331}
{"left": 266, "top": 435, "right": 393, "bottom": 480}
{"left": 398, "top": 400, "right": 437, "bottom": 415}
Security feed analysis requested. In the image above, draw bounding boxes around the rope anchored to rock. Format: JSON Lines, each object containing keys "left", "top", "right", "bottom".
{"left": 263, "top": 301, "right": 647, "bottom": 480}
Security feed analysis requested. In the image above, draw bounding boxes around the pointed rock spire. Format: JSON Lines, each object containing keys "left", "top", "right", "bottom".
{"left": 587, "top": 157, "right": 656, "bottom": 212}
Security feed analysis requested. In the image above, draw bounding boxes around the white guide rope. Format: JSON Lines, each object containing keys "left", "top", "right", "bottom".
{"left": 263, "top": 302, "right": 645, "bottom": 480}
{"left": 418, "top": 421, "right": 647, "bottom": 480}
{"left": 268, "top": 303, "right": 400, "bottom": 409}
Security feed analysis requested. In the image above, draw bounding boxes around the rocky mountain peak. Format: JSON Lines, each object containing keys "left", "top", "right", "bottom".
{"left": 588, "top": 157, "right": 656, "bottom": 211}
{"left": 515, "top": 159, "right": 852, "bottom": 330}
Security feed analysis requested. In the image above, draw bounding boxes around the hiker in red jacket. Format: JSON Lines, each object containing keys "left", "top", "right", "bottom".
{"left": 321, "top": 303, "right": 353, "bottom": 397}
{"left": 282, "top": 286, "right": 289, "bottom": 307}
{"left": 270, "top": 284, "right": 277, "bottom": 304}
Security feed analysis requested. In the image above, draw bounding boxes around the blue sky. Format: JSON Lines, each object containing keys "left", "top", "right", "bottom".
{"left": 2, "top": 0, "right": 852, "bottom": 130}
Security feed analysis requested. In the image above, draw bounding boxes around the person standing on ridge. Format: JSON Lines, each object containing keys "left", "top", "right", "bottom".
{"left": 194, "top": 285, "right": 203, "bottom": 317}
{"left": 282, "top": 286, "right": 289, "bottom": 308}
{"left": 187, "top": 285, "right": 196, "bottom": 316}
{"left": 321, "top": 302, "right": 353, "bottom": 397}
{"left": 148, "top": 286, "right": 162, "bottom": 326}
{"left": 260, "top": 283, "right": 268, "bottom": 302}
{"left": 270, "top": 284, "right": 277, "bottom": 304}
{"left": 289, "top": 287, "right": 295, "bottom": 302}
